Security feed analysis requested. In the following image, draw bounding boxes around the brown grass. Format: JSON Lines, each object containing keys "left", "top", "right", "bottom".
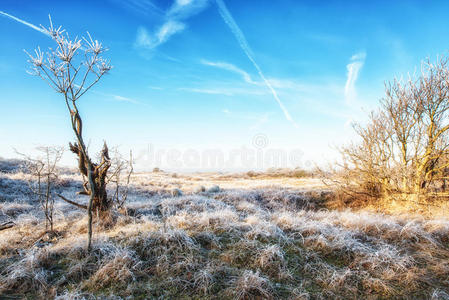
{"left": 0, "top": 165, "right": 448, "bottom": 299}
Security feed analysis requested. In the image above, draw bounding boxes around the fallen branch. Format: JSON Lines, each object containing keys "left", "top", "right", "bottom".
{"left": 0, "top": 221, "right": 15, "bottom": 231}
{"left": 57, "top": 194, "right": 88, "bottom": 210}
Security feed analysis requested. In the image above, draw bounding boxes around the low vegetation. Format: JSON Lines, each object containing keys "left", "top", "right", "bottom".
{"left": 0, "top": 161, "right": 448, "bottom": 299}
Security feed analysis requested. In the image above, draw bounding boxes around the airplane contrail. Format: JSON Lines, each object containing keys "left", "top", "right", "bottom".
{"left": 1, "top": 11, "right": 144, "bottom": 105}
{"left": 215, "top": 0, "right": 298, "bottom": 128}
{"left": 0, "top": 10, "right": 50, "bottom": 37}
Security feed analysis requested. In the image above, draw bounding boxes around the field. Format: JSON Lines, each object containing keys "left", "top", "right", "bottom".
{"left": 0, "top": 160, "right": 449, "bottom": 299}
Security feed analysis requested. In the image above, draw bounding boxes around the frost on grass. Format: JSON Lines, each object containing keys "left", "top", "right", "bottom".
{"left": 228, "top": 270, "right": 273, "bottom": 300}
{"left": 0, "top": 166, "right": 448, "bottom": 298}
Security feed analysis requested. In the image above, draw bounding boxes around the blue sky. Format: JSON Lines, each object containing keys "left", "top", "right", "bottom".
{"left": 1, "top": 0, "right": 449, "bottom": 170}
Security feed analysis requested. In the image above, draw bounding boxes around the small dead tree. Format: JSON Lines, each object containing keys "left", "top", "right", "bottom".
{"left": 107, "top": 149, "right": 133, "bottom": 209}
{"left": 25, "top": 17, "right": 112, "bottom": 250}
{"left": 18, "top": 146, "right": 63, "bottom": 232}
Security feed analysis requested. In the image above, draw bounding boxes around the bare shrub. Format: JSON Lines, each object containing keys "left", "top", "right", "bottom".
{"left": 330, "top": 57, "right": 449, "bottom": 208}
{"left": 107, "top": 149, "right": 133, "bottom": 209}
{"left": 17, "top": 146, "right": 63, "bottom": 232}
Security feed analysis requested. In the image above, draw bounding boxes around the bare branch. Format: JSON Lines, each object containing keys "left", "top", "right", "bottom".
{"left": 57, "top": 194, "right": 88, "bottom": 210}
{"left": 0, "top": 222, "right": 15, "bottom": 231}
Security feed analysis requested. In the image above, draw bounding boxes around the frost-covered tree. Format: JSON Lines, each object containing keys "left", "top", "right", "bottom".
{"left": 18, "top": 146, "right": 64, "bottom": 232}
{"left": 25, "top": 17, "right": 112, "bottom": 250}
{"left": 336, "top": 57, "right": 449, "bottom": 204}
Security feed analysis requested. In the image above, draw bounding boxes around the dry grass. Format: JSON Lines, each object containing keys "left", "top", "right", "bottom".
{"left": 0, "top": 162, "right": 448, "bottom": 299}
{"left": 228, "top": 270, "right": 273, "bottom": 299}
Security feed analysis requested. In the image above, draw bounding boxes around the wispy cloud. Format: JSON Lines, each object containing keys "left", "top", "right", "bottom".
{"left": 201, "top": 60, "right": 258, "bottom": 84}
{"left": 179, "top": 86, "right": 268, "bottom": 96}
{"left": 222, "top": 108, "right": 271, "bottom": 130}
{"left": 109, "top": 0, "right": 165, "bottom": 16}
{"left": 92, "top": 90, "right": 143, "bottom": 105}
{"left": 168, "top": 0, "right": 209, "bottom": 18}
{"left": 180, "top": 87, "right": 234, "bottom": 96}
{"left": 136, "top": 21, "right": 186, "bottom": 49}
{"left": 304, "top": 32, "right": 345, "bottom": 45}
{"left": 0, "top": 10, "right": 50, "bottom": 37}
{"left": 112, "top": 95, "right": 140, "bottom": 104}
{"left": 215, "top": 0, "right": 298, "bottom": 128}
{"left": 135, "top": 0, "right": 210, "bottom": 50}
{"left": 200, "top": 62, "right": 340, "bottom": 96}
{"left": 344, "top": 51, "right": 366, "bottom": 105}
{"left": 249, "top": 113, "right": 270, "bottom": 130}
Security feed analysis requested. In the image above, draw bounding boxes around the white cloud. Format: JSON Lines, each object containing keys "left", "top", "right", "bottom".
{"left": 249, "top": 113, "right": 269, "bottom": 130}
{"left": 157, "top": 21, "right": 186, "bottom": 43}
{"left": 179, "top": 87, "right": 234, "bottom": 96}
{"left": 91, "top": 90, "right": 142, "bottom": 105}
{"left": 351, "top": 52, "right": 366, "bottom": 61}
{"left": 177, "top": 0, "right": 193, "bottom": 5}
{"left": 179, "top": 86, "right": 270, "bottom": 96}
{"left": 110, "top": 0, "right": 164, "bottom": 16}
{"left": 201, "top": 60, "right": 258, "bottom": 84}
{"left": 344, "top": 51, "right": 366, "bottom": 105}
{"left": 112, "top": 95, "right": 140, "bottom": 104}
{"left": 136, "top": 27, "right": 151, "bottom": 47}
{"left": 136, "top": 0, "right": 210, "bottom": 50}
{"left": 136, "top": 21, "right": 186, "bottom": 49}
{"left": 168, "top": 0, "right": 209, "bottom": 18}
{"left": 199, "top": 62, "right": 344, "bottom": 97}
{"left": 221, "top": 109, "right": 271, "bottom": 130}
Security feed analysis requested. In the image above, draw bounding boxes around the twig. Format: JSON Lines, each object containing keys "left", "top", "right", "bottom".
{"left": 0, "top": 221, "right": 15, "bottom": 231}
{"left": 121, "top": 150, "right": 133, "bottom": 207}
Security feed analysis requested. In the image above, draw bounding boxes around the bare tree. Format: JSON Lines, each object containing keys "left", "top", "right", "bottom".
{"left": 25, "top": 16, "right": 112, "bottom": 250}
{"left": 334, "top": 57, "right": 449, "bottom": 205}
{"left": 18, "top": 146, "right": 64, "bottom": 232}
{"left": 107, "top": 149, "right": 133, "bottom": 209}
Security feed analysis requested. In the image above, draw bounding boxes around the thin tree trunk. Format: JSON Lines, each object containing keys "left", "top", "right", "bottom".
{"left": 87, "top": 165, "right": 95, "bottom": 251}
{"left": 46, "top": 173, "right": 50, "bottom": 231}
{"left": 67, "top": 103, "right": 111, "bottom": 251}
